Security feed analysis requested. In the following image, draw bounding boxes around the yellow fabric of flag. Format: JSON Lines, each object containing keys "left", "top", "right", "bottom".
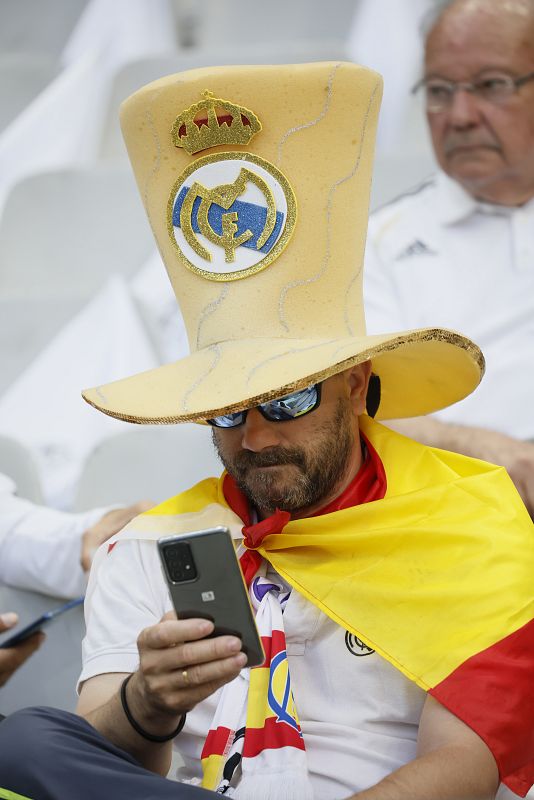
{"left": 141, "top": 415, "right": 534, "bottom": 691}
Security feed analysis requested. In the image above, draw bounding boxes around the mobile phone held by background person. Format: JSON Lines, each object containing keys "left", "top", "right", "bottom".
{"left": 158, "top": 527, "right": 265, "bottom": 668}
{"left": 0, "top": 596, "right": 84, "bottom": 649}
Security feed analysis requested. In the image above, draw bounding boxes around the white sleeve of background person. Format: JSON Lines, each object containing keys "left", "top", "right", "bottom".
{"left": 0, "top": 473, "right": 110, "bottom": 598}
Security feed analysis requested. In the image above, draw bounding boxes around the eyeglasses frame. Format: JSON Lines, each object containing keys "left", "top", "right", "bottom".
{"left": 206, "top": 383, "right": 323, "bottom": 429}
{"left": 411, "top": 70, "right": 534, "bottom": 112}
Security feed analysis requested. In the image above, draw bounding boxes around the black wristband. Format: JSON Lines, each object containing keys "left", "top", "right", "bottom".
{"left": 120, "top": 673, "right": 186, "bottom": 743}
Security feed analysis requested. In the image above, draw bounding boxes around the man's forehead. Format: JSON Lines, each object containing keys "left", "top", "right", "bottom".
{"left": 425, "top": 0, "right": 534, "bottom": 76}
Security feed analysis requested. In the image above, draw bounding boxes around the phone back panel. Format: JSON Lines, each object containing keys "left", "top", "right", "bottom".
{"left": 159, "top": 527, "right": 265, "bottom": 668}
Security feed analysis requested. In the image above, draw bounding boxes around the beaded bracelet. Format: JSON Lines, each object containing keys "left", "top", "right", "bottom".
{"left": 120, "top": 673, "right": 186, "bottom": 743}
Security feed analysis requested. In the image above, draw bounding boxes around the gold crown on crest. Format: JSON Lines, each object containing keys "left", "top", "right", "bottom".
{"left": 171, "top": 91, "right": 262, "bottom": 155}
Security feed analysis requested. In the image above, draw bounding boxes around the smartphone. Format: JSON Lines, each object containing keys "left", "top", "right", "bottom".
{"left": 158, "top": 527, "right": 265, "bottom": 668}
{"left": 0, "top": 596, "right": 84, "bottom": 649}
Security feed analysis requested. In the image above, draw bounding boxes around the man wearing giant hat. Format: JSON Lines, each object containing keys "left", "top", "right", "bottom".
{"left": 0, "top": 62, "right": 532, "bottom": 800}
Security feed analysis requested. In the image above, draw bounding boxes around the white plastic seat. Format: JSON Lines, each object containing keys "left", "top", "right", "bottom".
{"left": 190, "top": 0, "right": 357, "bottom": 50}
{"left": 0, "top": 0, "right": 88, "bottom": 59}
{"left": 0, "top": 53, "right": 60, "bottom": 134}
{"left": 0, "top": 165, "right": 153, "bottom": 299}
{"left": 0, "top": 166, "right": 155, "bottom": 393}
{"left": 0, "top": 434, "right": 43, "bottom": 503}
{"left": 74, "top": 424, "right": 221, "bottom": 510}
{"left": 370, "top": 152, "right": 437, "bottom": 211}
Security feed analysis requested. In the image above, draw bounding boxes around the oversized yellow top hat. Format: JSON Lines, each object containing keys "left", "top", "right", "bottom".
{"left": 83, "top": 62, "right": 483, "bottom": 423}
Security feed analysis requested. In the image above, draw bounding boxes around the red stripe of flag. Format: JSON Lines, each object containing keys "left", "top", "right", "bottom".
{"left": 243, "top": 715, "right": 306, "bottom": 758}
{"left": 201, "top": 726, "right": 234, "bottom": 759}
{"left": 259, "top": 630, "right": 286, "bottom": 667}
{"left": 430, "top": 617, "right": 534, "bottom": 797}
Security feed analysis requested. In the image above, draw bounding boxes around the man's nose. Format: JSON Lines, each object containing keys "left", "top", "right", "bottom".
{"left": 241, "top": 408, "right": 283, "bottom": 452}
{"left": 447, "top": 87, "right": 482, "bottom": 128}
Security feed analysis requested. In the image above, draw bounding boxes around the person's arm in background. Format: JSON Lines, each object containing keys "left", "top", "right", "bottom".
{"left": 388, "top": 417, "right": 534, "bottom": 517}
{"left": 0, "top": 611, "right": 44, "bottom": 688}
{"left": 0, "top": 473, "right": 151, "bottom": 597}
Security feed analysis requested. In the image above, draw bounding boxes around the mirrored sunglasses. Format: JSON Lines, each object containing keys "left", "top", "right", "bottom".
{"left": 207, "top": 383, "right": 322, "bottom": 428}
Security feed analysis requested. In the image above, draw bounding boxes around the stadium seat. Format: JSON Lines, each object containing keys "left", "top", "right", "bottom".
{"left": 74, "top": 424, "right": 221, "bottom": 510}
{"left": 0, "top": 434, "right": 43, "bottom": 504}
{"left": 0, "top": 0, "right": 87, "bottom": 59}
{"left": 0, "top": 53, "right": 60, "bottom": 134}
{"left": 370, "top": 151, "right": 437, "bottom": 211}
{"left": 0, "top": 166, "right": 154, "bottom": 393}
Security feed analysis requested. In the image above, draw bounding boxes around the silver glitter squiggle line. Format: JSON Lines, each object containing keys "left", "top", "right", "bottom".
{"left": 196, "top": 286, "right": 229, "bottom": 349}
{"left": 278, "top": 81, "right": 381, "bottom": 333}
{"left": 246, "top": 339, "right": 338, "bottom": 386}
{"left": 331, "top": 339, "right": 368, "bottom": 360}
{"left": 182, "top": 344, "right": 221, "bottom": 411}
{"left": 143, "top": 79, "right": 185, "bottom": 229}
{"left": 143, "top": 108, "right": 162, "bottom": 229}
{"left": 276, "top": 62, "right": 341, "bottom": 166}
{"left": 96, "top": 387, "right": 108, "bottom": 403}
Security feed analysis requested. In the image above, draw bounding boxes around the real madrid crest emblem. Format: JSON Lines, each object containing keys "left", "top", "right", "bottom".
{"left": 167, "top": 92, "right": 297, "bottom": 282}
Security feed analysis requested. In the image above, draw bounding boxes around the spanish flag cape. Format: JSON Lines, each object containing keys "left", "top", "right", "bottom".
{"left": 121, "top": 415, "right": 534, "bottom": 796}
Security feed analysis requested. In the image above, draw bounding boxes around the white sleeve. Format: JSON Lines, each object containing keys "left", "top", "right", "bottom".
{"left": 363, "top": 231, "right": 406, "bottom": 335}
{"left": 0, "top": 473, "right": 110, "bottom": 598}
{"left": 80, "top": 538, "right": 171, "bottom": 686}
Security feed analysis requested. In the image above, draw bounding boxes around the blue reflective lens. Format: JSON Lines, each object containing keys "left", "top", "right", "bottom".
{"left": 261, "top": 385, "right": 320, "bottom": 421}
{"left": 207, "top": 384, "right": 321, "bottom": 428}
{"left": 207, "top": 411, "right": 246, "bottom": 428}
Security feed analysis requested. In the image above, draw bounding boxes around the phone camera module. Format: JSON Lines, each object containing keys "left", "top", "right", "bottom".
{"left": 163, "top": 542, "right": 198, "bottom": 583}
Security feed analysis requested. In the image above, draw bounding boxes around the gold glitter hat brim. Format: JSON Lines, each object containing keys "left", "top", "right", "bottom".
{"left": 82, "top": 328, "right": 484, "bottom": 424}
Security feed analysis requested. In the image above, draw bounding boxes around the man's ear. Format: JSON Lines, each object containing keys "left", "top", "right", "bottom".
{"left": 347, "top": 361, "right": 372, "bottom": 415}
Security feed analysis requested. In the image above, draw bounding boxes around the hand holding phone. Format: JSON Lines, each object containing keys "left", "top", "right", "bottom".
{"left": 123, "top": 607, "right": 249, "bottom": 733}
{"left": 158, "top": 526, "right": 265, "bottom": 668}
{"left": 0, "top": 611, "right": 45, "bottom": 688}
{"left": 0, "top": 597, "right": 84, "bottom": 650}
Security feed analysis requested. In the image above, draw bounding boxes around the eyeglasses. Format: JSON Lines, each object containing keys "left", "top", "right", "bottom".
{"left": 207, "top": 383, "right": 322, "bottom": 428}
{"left": 412, "top": 71, "right": 534, "bottom": 113}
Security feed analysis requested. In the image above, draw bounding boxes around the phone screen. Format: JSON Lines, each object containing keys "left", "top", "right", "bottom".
{"left": 0, "top": 596, "right": 84, "bottom": 649}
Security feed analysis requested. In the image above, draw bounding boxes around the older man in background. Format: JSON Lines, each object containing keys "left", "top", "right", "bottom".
{"left": 364, "top": 0, "right": 534, "bottom": 514}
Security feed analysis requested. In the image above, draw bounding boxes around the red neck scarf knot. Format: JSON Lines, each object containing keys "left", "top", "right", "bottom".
{"left": 242, "top": 508, "right": 291, "bottom": 549}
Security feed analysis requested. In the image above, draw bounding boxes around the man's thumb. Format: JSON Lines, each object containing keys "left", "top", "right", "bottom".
{"left": 0, "top": 612, "right": 18, "bottom": 633}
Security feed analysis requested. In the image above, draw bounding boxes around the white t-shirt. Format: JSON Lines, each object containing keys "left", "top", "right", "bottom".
{"left": 364, "top": 171, "right": 534, "bottom": 440}
{"left": 81, "top": 537, "right": 426, "bottom": 799}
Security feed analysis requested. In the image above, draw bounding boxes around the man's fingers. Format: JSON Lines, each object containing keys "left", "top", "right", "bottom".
{"left": 13, "top": 631, "right": 45, "bottom": 660}
{"left": 0, "top": 612, "right": 18, "bottom": 634}
{"left": 142, "top": 632, "right": 244, "bottom": 676}
{"left": 0, "top": 632, "right": 45, "bottom": 684}
{"left": 138, "top": 618, "right": 214, "bottom": 651}
{"left": 81, "top": 501, "right": 155, "bottom": 571}
{"left": 139, "top": 651, "right": 247, "bottom": 716}
{"left": 102, "top": 502, "right": 154, "bottom": 533}
{"left": 178, "top": 651, "right": 248, "bottom": 690}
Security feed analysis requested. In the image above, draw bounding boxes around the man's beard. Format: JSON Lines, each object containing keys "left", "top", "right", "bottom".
{"left": 212, "top": 399, "right": 355, "bottom": 517}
